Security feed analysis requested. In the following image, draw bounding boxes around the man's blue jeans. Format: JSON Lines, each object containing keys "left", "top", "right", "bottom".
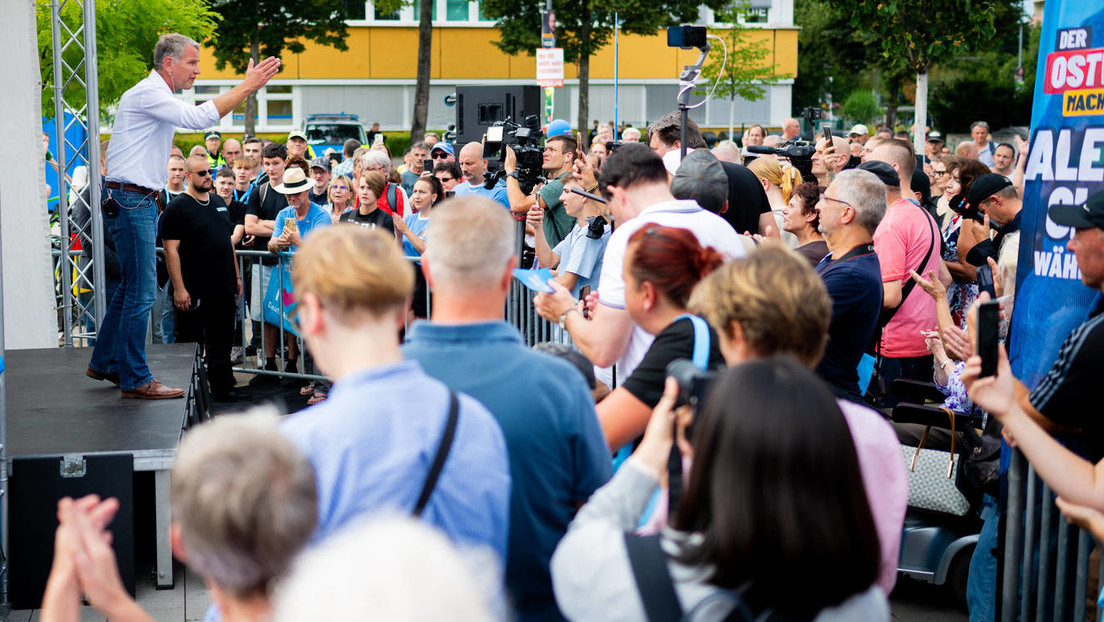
{"left": 89, "top": 187, "right": 157, "bottom": 390}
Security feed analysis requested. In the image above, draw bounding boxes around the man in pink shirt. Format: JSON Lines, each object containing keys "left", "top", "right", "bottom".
{"left": 863, "top": 139, "right": 950, "bottom": 406}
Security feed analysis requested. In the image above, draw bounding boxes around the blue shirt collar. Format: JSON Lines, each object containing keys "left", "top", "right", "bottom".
{"left": 405, "top": 320, "right": 523, "bottom": 345}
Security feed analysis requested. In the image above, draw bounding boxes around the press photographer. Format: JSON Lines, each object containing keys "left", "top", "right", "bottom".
{"left": 504, "top": 125, "right": 578, "bottom": 249}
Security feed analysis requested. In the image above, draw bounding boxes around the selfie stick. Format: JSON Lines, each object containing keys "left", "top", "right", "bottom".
{"left": 679, "top": 43, "right": 711, "bottom": 161}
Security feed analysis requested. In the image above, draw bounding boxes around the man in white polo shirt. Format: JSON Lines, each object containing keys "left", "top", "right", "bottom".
{"left": 534, "top": 143, "right": 748, "bottom": 382}
{"left": 87, "top": 33, "right": 279, "bottom": 399}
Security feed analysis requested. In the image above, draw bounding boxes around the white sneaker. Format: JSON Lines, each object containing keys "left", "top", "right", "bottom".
{"left": 230, "top": 346, "right": 244, "bottom": 365}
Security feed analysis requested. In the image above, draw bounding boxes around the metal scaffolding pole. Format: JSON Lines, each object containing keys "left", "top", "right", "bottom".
{"left": 48, "top": 0, "right": 102, "bottom": 347}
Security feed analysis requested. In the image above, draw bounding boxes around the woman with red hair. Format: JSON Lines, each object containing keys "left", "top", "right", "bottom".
{"left": 595, "top": 226, "right": 726, "bottom": 451}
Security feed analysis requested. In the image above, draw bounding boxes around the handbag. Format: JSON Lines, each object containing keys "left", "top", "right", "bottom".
{"left": 263, "top": 254, "right": 299, "bottom": 337}
{"left": 956, "top": 416, "right": 1002, "bottom": 505}
{"left": 899, "top": 407, "right": 971, "bottom": 516}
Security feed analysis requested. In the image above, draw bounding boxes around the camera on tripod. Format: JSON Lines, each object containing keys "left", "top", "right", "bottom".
{"left": 744, "top": 105, "right": 824, "bottom": 180}
{"left": 483, "top": 115, "right": 545, "bottom": 195}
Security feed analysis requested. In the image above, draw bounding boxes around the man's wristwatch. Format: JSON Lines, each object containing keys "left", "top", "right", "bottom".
{"left": 557, "top": 308, "right": 576, "bottom": 330}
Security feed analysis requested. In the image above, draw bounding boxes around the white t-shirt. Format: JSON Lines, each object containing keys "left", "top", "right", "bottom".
{"left": 597, "top": 199, "right": 749, "bottom": 381}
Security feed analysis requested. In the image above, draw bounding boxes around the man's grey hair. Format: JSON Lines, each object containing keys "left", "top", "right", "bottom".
{"left": 424, "top": 196, "right": 514, "bottom": 293}
{"left": 621, "top": 127, "right": 641, "bottom": 141}
{"left": 970, "top": 121, "right": 990, "bottom": 132}
{"left": 274, "top": 516, "right": 496, "bottom": 622}
{"left": 360, "top": 149, "right": 392, "bottom": 172}
{"left": 832, "top": 169, "right": 887, "bottom": 235}
{"left": 172, "top": 407, "right": 318, "bottom": 597}
{"left": 154, "top": 33, "right": 199, "bottom": 71}
{"left": 343, "top": 138, "right": 361, "bottom": 157}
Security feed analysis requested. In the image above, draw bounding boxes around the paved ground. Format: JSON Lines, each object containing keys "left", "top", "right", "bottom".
{"left": 891, "top": 576, "right": 970, "bottom": 622}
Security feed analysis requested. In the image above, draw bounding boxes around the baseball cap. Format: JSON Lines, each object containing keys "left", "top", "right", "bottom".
{"left": 670, "top": 150, "right": 727, "bottom": 214}
{"left": 288, "top": 129, "right": 308, "bottom": 142}
{"left": 431, "top": 142, "right": 455, "bottom": 157}
{"left": 857, "top": 160, "right": 900, "bottom": 187}
{"left": 927, "top": 131, "right": 944, "bottom": 143}
{"left": 966, "top": 174, "right": 1013, "bottom": 207}
{"left": 204, "top": 130, "right": 221, "bottom": 141}
{"left": 1049, "top": 191, "right": 1104, "bottom": 230}
{"left": 848, "top": 124, "right": 869, "bottom": 137}
{"left": 309, "top": 157, "right": 331, "bottom": 172}
{"left": 546, "top": 119, "right": 572, "bottom": 138}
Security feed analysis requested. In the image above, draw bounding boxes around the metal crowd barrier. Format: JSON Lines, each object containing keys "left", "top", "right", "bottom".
{"left": 1002, "top": 449, "right": 1103, "bottom": 622}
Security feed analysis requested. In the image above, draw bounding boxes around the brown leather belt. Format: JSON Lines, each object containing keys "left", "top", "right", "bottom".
{"left": 104, "top": 181, "right": 163, "bottom": 210}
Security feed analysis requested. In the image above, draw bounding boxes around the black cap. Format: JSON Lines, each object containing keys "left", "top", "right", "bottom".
{"left": 857, "top": 160, "right": 900, "bottom": 187}
{"left": 1049, "top": 191, "right": 1104, "bottom": 230}
{"left": 966, "top": 174, "right": 1013, "bottom": 207}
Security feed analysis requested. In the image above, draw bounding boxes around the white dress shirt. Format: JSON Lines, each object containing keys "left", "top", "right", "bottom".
{"left": 105, "top": 70, "right": 221, "bottom": 191}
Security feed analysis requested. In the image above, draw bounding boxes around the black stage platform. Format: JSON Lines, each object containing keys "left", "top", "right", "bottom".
{"left": 6, "top": 344, "right": 207, "bottom": 589}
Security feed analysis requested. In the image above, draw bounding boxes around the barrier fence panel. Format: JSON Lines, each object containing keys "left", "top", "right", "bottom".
{"left": 1002, "top": 449, "right": 1102, "bottom": 622}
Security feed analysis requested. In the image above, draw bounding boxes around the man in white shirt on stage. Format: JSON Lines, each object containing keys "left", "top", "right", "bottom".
{"left": 87, "top": 33, "right": 280, "bottom": 399}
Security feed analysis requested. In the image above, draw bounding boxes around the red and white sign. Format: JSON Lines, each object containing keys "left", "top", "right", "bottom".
{"left": 536, "top": 48, "right": 564, "bottom": 88}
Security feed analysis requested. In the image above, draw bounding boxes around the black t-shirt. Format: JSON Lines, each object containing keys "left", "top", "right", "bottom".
{"left": 720, "top": 161, "right": 771, "bottom": 235}
{"left": 621, "top": 317, "right": 726, "bottom": 409}
{"left": 814, "top": 248, "right": 883, "bottom": 399}
{"left": 245, "top": 182, "right": 288, "bottom": 265}
{"left": 1030, "top": 308, "right": 1104, "bottom": 460}
{"left": 309, "top": 189, "right": 328, "bottom": 206}
{"left": 795, "top": 240, "right": 829, "bottom": 267}
{"left": 160, "top": 193, "right": 236, "bottom": 298}
{"left": 339, "top": 206, "right": 395, "bottom": 234}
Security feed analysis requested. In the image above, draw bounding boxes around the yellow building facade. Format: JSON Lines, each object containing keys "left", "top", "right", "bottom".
{"left": 188, "top": 0, "right": 797, "bottom": 134}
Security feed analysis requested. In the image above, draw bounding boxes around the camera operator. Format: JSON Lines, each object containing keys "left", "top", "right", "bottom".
{"left": 453, "top": 142, "right": 509, "bottom": 209}
{"left": 505, "top": 134, "right": 577, "bottom": 249}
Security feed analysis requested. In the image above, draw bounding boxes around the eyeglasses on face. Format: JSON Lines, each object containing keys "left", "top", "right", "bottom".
{"left": 331, "top": 185, "right": 349, "bottom": 191}
{"left": 190, "top": 170, "right": 210, "bottom": 177}
{"left": 819, "top": 195, "right": 853, "bottom": 209}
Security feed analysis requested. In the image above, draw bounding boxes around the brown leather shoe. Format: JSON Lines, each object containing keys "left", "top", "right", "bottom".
{"left": 121, "top": 380, "right": 185, "bottom": 400}
{"left": 86, "top": 367, "right": 121, "bottom": 387}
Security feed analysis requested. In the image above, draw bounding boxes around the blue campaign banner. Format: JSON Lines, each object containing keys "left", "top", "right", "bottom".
{"left": 1011, "top": 1, "right": 1104, "bottom": 388}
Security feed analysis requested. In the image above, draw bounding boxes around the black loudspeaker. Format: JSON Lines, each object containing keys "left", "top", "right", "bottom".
{"left": 9, "top": 454, "right": 135, "bottom": 610}
{"left": 455, "top": 85, "right": 543, "bottom": 145}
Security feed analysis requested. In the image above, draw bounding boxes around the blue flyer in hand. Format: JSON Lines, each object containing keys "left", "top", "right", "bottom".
{"left": 512, "top": 267, "right": 555, "bottom": 293}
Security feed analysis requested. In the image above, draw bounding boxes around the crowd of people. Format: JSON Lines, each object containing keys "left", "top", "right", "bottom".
{"left": 56, "top": 30, "right": 1104, "bottom": 622}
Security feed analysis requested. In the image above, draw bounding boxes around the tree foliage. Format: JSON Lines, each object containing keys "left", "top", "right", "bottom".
{"left": 481, "top": 0, "right": 727, "bottom": 143}
{"left": 207, "top": 0, "right": 351, "bottom": 73}
{"left": 698, "top": 1, "right": 790, "bottom": 103}
{"left": 840, "top": 90, "right": 879, "bottom": 125}
{"left": 37, "top": 0, "right": 218, "bottom": 121}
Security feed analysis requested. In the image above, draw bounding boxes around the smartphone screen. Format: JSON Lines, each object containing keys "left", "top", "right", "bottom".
{"left": 977, "top": 301, "right": 1000, "bottom": 377}
{"left": 821, "top": 123, "right": 833, "bottom": 145}
{"left": 976, "top": 264, "right": 996, "bottom": 298}
{"left": 423, "top": 158, "right": 434, "bottom": 173}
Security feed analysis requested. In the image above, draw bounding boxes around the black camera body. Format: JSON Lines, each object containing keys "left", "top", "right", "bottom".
{"left": 746, "top": 143, "right": 816, "bottom": 180}
{"left": 666, "top": 358, "right": 717, "bottom": 438}
{"left": 585, "top": 215, "right": 608, "bottom": 240}
{"left": 483, "top": 115, "right": 545, "bottom": 195}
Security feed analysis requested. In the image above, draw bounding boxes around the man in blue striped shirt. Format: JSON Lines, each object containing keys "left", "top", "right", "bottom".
{"left": 403, "top": 196, "right": 612, "bottom": 622}
{"left": 281, "top": 226, "right": 512, "bottom": 573}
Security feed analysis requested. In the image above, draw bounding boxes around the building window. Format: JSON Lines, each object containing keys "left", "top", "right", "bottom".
{"left": 445, "top": 0, "right": 469, "bottom": 20}
{"left": 741, "top": 7, "right": 769, "bottom": 23}
{"left": 374, "top": 1, "right": 400, "bottom": 20}
{"left": 413, "top": 0, "right": 439, "bottom": 19}
{"left": 345, "top": 0, "right": 367, "bottom": 20}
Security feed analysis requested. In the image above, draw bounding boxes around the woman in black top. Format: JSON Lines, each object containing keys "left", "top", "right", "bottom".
{"left": 596, "top": 226, "right": 726, "bottom": 451}
{"left": 339, "top": 171, "right": 394, "bottom": 235}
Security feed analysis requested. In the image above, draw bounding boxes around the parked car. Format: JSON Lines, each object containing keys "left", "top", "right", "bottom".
{"left": 304, "top": 113, "right": 367, "bottom": 158}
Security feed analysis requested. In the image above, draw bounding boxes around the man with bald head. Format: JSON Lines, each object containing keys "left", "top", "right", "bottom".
{"left": 781, "top": 117, "right": 801, "bottom": 141}
{"left": 811, "top": 135, "right": 851, "bottom": 186}
{"left": 452, "top": 141, "right": 509, "bottom": 208}
{"left": 219, "top": 138, "right": 242, "bottom": 172}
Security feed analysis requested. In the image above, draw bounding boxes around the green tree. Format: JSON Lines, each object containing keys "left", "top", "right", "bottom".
{"left": 37, "top": 0, "right": 218, "bottom": 121}
{"left": 208, "top": 0, "right": 352, "bottom": 136}
{"left": 699, "top": 1, "right": 791, "bottom": 137}
{"left": 481, "top": 0, "right": 726, "bottom": 148}
{"left": 792, "top": 0, "right": 878, "bottom": 118}
{"left": 832, "top": 0, "right": 1007, "bottom": 153}
{"left": 839, "top": 90, "right": 879, "bottom": 126}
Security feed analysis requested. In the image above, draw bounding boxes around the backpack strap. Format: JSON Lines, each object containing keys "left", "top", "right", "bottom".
{"left": 387, "top": 182, "right": 398, "bottom": 216}
{"left": 413, "top": 390, "right": 459, "bottom": 517}
{"left": 674, "top": 314, "right": 712, "bottom": 370}
{"left": 624, "top": 533, "right": 683, "bottom": 622}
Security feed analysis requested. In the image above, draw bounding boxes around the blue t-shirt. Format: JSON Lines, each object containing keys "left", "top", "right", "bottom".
{"left": 281, "top": 359, "right": 512, "bottom": 563}
{"left": 814, "top": 248, "right": 883, "bottom": 400}
{"left": 552, "top": 220, "right": 610, "bottom": 299}
{"left": 453, "top": 178, "right": 510, "bottom": 209}
{"left": 402, "top": 213, "right": 431, "bottom": 258}
{"left": 271, "top": 202, "right": 332, "bottom": 252}
{"left": 402, "top": 322, "right": 612, "bottom": 622}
